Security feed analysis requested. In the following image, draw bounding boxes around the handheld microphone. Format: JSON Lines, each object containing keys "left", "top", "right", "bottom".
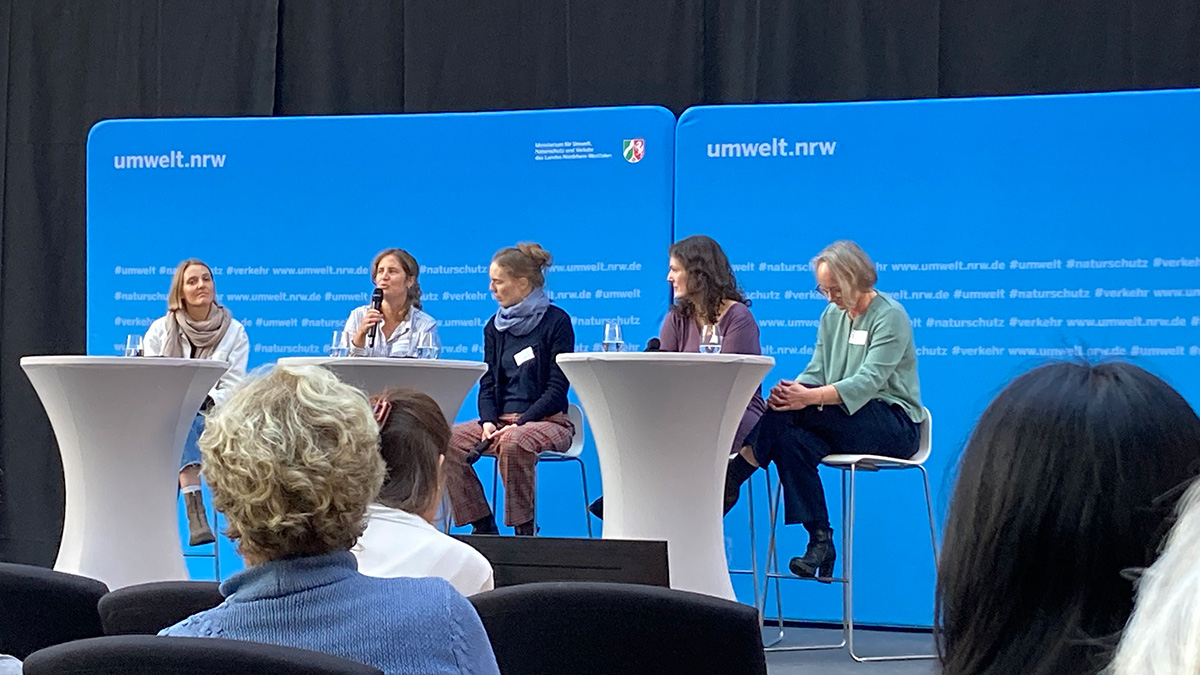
{"left": 644, "top": 338, "right": 661, "bottom": 352}
{"left": 367, "top": 288, "right": 384, "bottom": 348}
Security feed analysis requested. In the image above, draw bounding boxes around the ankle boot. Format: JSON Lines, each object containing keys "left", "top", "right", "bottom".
{"left": 184, "top": 491, "right": 216, "bottom": 546}
{"left": 789, "top": 528, "right": 836, "bottom": 582}
{"left": 514, "top": 521, "right": 539, "bottom": 536}
{"left": 470, "top": 514, "right": 499, "bottom": 535}
{"left": 723, "top": 455, "right": 757, "bottom": 515}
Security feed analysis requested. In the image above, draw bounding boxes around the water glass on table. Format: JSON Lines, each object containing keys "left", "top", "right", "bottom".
{"left": 602, "top": 322, "right": 624, "bottom": 352}
{"left": 415, "top": 331, "right": 439, "bottom": 359}
{"left": 699, "top": 324, "right": 722, "bottom": 354}
{"left": 329, "top": 330, "right": 349, "bottom": 357}
{"left": 124, "top": 334, "right": 143, "bottom": 357}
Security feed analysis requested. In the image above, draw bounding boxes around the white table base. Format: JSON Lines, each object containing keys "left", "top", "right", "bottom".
{"left": 557, "top": 352, "right": 773, "bottom": 600}
{"left": 21, "top": 356, "right": 227, "bottom": 589}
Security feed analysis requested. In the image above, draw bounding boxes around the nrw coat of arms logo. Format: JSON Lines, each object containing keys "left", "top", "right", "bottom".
{"left": 623, "top": 138, "right": 645, "bottom": 163}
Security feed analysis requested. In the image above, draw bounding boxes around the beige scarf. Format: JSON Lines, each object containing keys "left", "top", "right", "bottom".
{"left": 162, "top": 303, "right": 231, "bottom": 359}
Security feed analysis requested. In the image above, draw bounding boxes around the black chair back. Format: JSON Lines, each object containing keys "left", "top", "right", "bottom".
{"left": 0, "top": 562, "right": 107, "bottom": 659}
{"left": 22, "top": 636, "right": 384, "bottom": 675}
{"left": 99, "top": 581, "right": 225, "bottom": 635}
{"left": 470, "top": 581, "right": 767, "bottom": 675}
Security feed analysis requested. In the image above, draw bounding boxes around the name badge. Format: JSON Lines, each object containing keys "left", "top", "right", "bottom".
{"left": 849, "top": 330, "right": 868, "bottom": 346}
{"left": 514, "top": 346, "right": 536, "bottom": 366}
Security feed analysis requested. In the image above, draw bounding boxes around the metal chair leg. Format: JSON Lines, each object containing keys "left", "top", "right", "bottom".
{"left": 747, "top": 472, "right": 761, "bottom": 613}
{"left": 577, "top": 457, "right": 593, "bottom": 538}
{"left": 920, "top": 465, "right": 939, "bottom": 558}
{"left": 763, "top": 464, "right": 846, "bottom": 653}
{"left": 845, "top": 464, "right": 937, "bottom": 663}
{"left": 490, "top": 458, "right": 499, "bottom": 524}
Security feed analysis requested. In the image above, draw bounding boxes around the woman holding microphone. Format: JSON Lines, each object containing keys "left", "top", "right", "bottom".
{"left": 143, "top": 259, "right": 249, "bottom": 546}
{"left": 443, "top": 243, "right": 575, "bottom": 536}
{"left": 342, "top": 248, "right": 440, "bottom": 358}
{"left": 723, "top": 240, "right": 924, "bottom": 580}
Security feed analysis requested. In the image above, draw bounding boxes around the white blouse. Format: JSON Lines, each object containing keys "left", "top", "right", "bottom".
{"left": 342, "top": 305, "right": 440, "bottom": 358}
{"left": 354, "top": 504, "right": 494, "bottom": 596}
{"left": 143, "top": 316, "right": 250, "bottom": 407}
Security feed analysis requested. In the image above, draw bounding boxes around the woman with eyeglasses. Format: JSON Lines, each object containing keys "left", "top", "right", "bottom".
{"left": 722, "top": 240, "right": 924, "bottom": 581}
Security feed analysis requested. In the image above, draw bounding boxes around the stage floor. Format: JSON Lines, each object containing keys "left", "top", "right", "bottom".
{"left": 765, "top": 627, "right": 936, "bottom": 675}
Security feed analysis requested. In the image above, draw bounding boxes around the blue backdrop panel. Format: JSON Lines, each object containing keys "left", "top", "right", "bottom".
{"left": 675, "top": 90, "right": 1200, "bottom": 626}
{"left": 87, "top": 106, "right": 676, "bottom": 578}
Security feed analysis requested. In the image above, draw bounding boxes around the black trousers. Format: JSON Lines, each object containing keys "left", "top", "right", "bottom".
{"left": 743, "top": 399, "right": 920, "bottom": 527}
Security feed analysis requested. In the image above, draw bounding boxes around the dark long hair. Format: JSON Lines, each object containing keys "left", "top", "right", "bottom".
{"left": 669, "top": 235, "right": 747, "bottom": 324}
{"left": 936, "top": 361, "right": 1200, "bottom": 675}
{"left": 373, "top": 388, "right": 450, "bottom": 515}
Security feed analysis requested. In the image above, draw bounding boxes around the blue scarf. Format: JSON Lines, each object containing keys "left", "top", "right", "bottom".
{"left": 494, "top": 288, "right": 550, "bottom": 336}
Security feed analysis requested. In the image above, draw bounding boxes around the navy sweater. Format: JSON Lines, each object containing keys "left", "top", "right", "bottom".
{"left": 478, "top": 305, "right": 574, "bottom": 425}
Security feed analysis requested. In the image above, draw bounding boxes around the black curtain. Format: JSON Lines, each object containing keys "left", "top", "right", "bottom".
{"left": 1, "top": 0, "right": 1198, "bottom": 565}
{"left": 0, "top": 0, "right": 277, "bottom": 565}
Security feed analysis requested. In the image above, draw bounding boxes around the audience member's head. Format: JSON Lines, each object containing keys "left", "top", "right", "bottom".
{"left": 371, "top": 389, "right": 451, "bottom": 521}
{"left": 199, "top": 364, "right": 384, "bottom": 565}
{"left": 1111, "top": 477, "right": 1200, "bottom": 675}
{"left": 937, "top": 361, "right": 1200, "bottom": 675}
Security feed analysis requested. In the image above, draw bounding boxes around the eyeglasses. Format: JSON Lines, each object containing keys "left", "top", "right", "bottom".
{"left": 815, "top": 284, "right": 842, "bottom": 298}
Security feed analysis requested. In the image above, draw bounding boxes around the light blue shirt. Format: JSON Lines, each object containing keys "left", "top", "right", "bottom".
{"left": 161, "top": 551, "right": 499, "bottom": 675}
{"left": 343, "top": 305, "right": 440, "bottom": 358}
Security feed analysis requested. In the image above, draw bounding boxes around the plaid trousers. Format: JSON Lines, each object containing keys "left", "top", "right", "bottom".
{"left": 444, "top": 412, "right": 575, "bottom": 528}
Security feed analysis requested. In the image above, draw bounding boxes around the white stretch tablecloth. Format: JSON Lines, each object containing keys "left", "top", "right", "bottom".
{"left": 276, "top": 357, "right": 487, "bottom": 424}
{"left": 556, "top": 352, "right": 773, "bottom": 599}
{"left": 20, "top": 356, "right": 227, "bottom": 589}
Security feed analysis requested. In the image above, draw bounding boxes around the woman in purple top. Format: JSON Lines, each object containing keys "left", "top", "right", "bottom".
{"left": 659, "top": 235, "right": 767, "bottom": 447}
{"left": 589, "top": 235, "right": 765, "bottom": 519}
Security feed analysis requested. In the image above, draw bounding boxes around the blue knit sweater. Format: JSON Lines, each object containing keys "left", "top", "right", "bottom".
{"left": 161, "top": 551, "right": 499, "bottom": 675}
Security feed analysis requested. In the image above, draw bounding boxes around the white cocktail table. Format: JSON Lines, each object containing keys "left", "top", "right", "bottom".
{"left": 21, "top": 356, "right": 227, "bottom": 589}
{"left": 276, "top": 357, "right": 488, "bottom": 424}
{"left": 556, "top": 352, "right": 773, "bottom": 599}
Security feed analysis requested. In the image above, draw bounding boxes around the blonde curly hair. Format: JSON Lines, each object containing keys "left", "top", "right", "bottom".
{"left": 199, "top": 364, "right": 384, "bottom": 564}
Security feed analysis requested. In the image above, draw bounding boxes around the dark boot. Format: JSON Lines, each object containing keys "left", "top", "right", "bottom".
{"left": 724, "top": 454, "right": 757, "bottom": 515}
{"left": 789, "top": 527, "right": 836, "bottom": 582}
{"left": 588, "top": 497, "right": 604, "bottom": 520}
{"left": 514, "top": 521, "right": 539, "bottom": 536}
{"left": 470, "top": 514, "right": 499, "bottom": 535}
{"left": 184, "top": 491, "right": 216, "bottom": 546}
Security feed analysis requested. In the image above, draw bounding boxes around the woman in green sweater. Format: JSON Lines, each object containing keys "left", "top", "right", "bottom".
{"left": 723, "top": 240, "right": 925, "bottom": 580}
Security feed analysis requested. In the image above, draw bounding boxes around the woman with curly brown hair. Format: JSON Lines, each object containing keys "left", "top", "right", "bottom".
{"left": 660, "top": 235, "right": 767, "bottom": 448}
{"left": 160, "top": 364, "right": 499, "bottom": 675}
{"left": 589, "top": 234, "right": 766, "bottom": 520}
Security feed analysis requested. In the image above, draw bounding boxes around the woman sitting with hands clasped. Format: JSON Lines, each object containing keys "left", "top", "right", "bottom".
{"left": 723, "top": 240, "right": 924, "bottom": 580}
{"left": 443, "top": 243, "right": 575, "bottom": 537}
{"left": 343, "top": 248, "right": 440, "bottom": 358}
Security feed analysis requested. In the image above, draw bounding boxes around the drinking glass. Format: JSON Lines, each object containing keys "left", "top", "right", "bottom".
{"left": 415, "top": 331, "right": 440, "bottom": 359}
{"left": 124, "top": 334, "right": 143, "bottom": 357}
{"left": 602, "top": 322, "right": 624, "bottom": 352}
{"left": 699, "top": 324, "right": 722, "bottom": 354}
{"left": 329, "top": 330, "right": 349, "bottom": 357}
